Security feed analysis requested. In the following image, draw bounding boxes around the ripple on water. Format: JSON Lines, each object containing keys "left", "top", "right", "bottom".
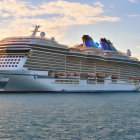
{"left": 0, "top": 92, "right": 140, "bottom": 139}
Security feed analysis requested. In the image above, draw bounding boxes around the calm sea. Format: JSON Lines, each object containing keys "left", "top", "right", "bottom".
{"left": 0, "top": 92, "right": 140, "bottom": 140}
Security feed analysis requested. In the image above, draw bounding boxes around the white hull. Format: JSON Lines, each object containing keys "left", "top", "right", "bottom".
{"left": 0, "top": 70, "right": 139, "bottom": 93}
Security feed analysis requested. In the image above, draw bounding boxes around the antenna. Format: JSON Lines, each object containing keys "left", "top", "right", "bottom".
{"left": 31, "top": 25, "right": 41, "bottom": 38}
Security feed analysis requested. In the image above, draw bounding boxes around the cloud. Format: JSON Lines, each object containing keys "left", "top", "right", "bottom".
{"left": 0, "top": 0, "right": 120, "bottom": 41}
{"left": 136, "top": 46, "right": 140, "bottom": 49}
{"left": 129, "top": 0, "right": 137, "bottom": 3}
{"left": 94, "top": 2, "right": 104, "bottom": 7}
{"left": 133, "top": 53, "right": 140, "bottom": 60}
{"left": 128, "top": 14, "right": 139, "bottom": 17}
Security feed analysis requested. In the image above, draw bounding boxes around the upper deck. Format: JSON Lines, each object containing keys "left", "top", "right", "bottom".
{"left": 0, "top": 35, "right": 139, "bottom": 64}
{"left": 0, "top": 25, "right": 139, "bottom": 62}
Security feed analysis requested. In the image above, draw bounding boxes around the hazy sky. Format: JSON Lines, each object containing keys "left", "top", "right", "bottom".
{"left": 0, "top": 0, "right": 140, "bottom": 58}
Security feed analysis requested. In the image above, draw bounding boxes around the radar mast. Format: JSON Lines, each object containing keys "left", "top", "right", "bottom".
{"left": 31, "top": 25, "right": 40, "bottom": 38}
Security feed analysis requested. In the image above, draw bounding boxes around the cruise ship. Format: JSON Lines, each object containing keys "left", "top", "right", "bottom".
{"left": 0, "top": 25, "right": 140, "bottom": 93}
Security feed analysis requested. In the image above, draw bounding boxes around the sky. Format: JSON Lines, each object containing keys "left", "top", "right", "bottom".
{"left": 0, "top": 0, "right": 140, "bottom": 59}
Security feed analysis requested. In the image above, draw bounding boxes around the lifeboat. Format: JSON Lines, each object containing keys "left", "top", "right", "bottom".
{"left": 88, "top": 73, "right": 96, "bottom": 79}
{"left": 111, "top": 75, "right": 119, "bottom": 79}
{"left": 129, "top": 77, "right": 140, "bottom": 80}
{"left": 58, "top": 73, "right": 67, "bottom": 78}
{"left": 105, "top": 74, "right": 110, "bottom": 78}
{"left": 97, "top": 74, "right": 105, "bottom": 78}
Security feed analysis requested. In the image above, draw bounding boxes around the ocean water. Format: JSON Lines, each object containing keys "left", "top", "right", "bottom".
{"left": 0, "top": 92, "right": 140, "bottom": 140}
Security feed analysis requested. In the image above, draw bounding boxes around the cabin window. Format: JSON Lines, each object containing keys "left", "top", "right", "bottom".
{"left": 87, "top": 79, "right": 96, "bottom": 84}
{"left": 6, "top": 50, "right": 29, "bottom": 53}
{"left": 97, "top": 79, "right": 104, "bottom": 83}
{"left": 112, "top": 79, "right": 117, "bottom": 83}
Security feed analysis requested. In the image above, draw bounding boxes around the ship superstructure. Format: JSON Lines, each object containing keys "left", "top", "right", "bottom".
{"left": 0, "top": 25, "right": 140, "bottom": 92}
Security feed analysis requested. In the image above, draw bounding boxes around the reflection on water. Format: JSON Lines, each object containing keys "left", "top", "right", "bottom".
{"left": 0, "top": 92, "right": 140, "bottom": 140}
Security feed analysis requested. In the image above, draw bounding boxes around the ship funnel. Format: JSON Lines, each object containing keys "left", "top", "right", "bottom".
{"left": 82, "top": 35, "right": 99, "bottom": 48}
{"left": 100, "top": 38, "right": 117, "bottom": 51}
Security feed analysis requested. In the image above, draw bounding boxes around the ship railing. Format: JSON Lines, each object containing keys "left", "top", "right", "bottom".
{"left": 70, "top": 49, "right": 129, "bottom": 58}
{"left": 130, "top": 57, "right": 139, "bottom": 61}
{"left": 55, "top": 79, "right": 80, "bottom": 84}
{"left": 104, "top": 51, "right": 127, "bottom": 58}
{"left": 118, "top": 51, "right": 139, "bottom": 61}
{"left": 87, "top": 79, "right": 133, "bottom": 85}
{"left": 98, "top": 52, "right": 139, "bottom": 61}
{"left": 1, "top": 36, "right": 46, "bottom": 41}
